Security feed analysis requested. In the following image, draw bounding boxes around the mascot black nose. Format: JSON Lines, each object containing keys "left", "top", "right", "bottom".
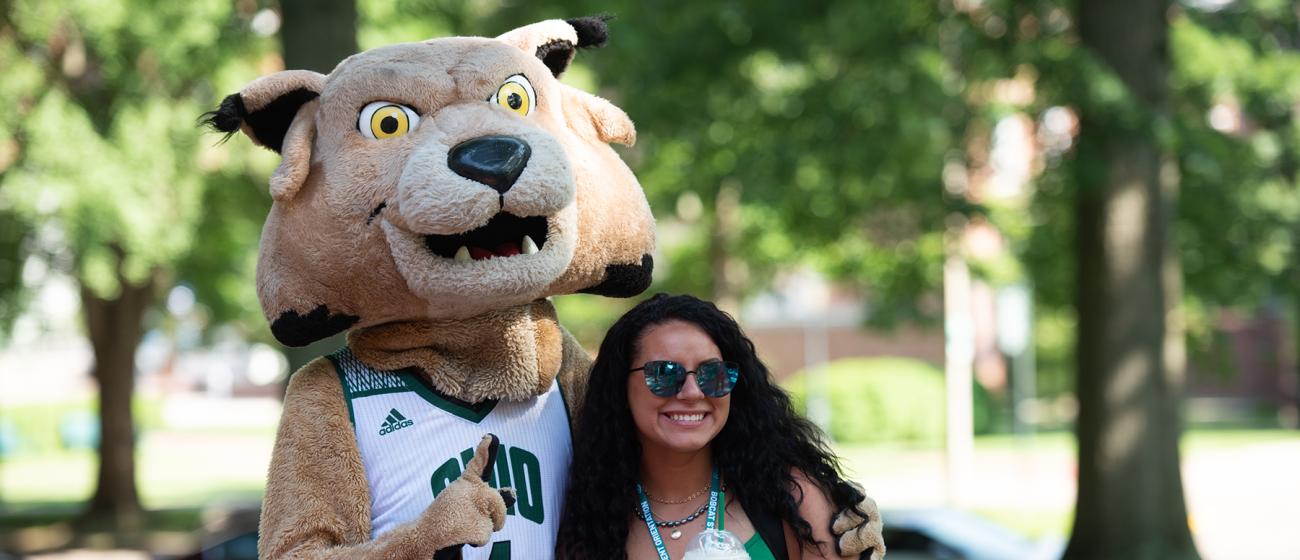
{"left": 447, "top": 136, "right": 532, "bottom": 194}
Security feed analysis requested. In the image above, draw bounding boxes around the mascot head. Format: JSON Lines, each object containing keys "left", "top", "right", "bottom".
{"left": 206, "top": 17, "right": 655, "bottom": 347}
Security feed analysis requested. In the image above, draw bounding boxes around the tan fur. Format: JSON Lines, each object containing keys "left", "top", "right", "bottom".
{"left": 496, "top": 20, "right": 579, "bottom": 58}
{"left": 559, "top": 84, "right": 636, "bottom": 146}
{"left": 555, "top": 327, "right": 593, "bottom": 428}
{"left": 541, "top": 90, "right": 649, "bottom": 299}
{"left": 832, "top": 490, "right": 886, "bottom": 560}
{"left": 240, "top": 70, "right": 327, "bottom": 112}
{"left": 271, "top": 99, "right": 318, "bottom": 201}
{"left": 261, "top": 373, "right": 510, "bottom": 560}
{"left": 347, "top": 300, "right": 565, "bottom": 402}
{"left": 242, "top": 33, "right": 654, "bottom": 328}
{"left": 238, "top": 70, "right": 326, "bottom": 151}
{"left": 258, "top": 359, "right": 371, "bottom": 558}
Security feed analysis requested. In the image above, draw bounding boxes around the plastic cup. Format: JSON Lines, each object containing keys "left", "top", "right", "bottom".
{"left": 682, "top": 529, "right": 750, "bottom": 560}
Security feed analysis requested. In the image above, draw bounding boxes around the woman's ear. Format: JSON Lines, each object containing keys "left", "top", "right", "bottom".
{"left": 496, "top": 15, "right": 611, "bottom": 77}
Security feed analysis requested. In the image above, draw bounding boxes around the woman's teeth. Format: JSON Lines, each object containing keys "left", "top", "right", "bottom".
{"left": 667, "top": 413, "right": 704, "bottom": 422}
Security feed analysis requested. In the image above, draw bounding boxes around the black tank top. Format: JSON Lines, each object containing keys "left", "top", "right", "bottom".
{"left": 736, "top": 493, "right": 791, "bottom": 560}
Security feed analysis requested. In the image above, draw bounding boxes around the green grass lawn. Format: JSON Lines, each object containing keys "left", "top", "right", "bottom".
{"left": 0, "top": 426, "right": 273, "bottom": 553}
{"left": 1, "top": 429, "right": 273, "bottom": 517}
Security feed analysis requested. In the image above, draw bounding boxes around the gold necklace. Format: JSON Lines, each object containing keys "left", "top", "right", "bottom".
{"left": 642, "top": 481, "right": 711, "bottom": 505}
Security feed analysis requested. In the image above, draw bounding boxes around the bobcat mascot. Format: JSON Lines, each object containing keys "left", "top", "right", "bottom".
{"left": 206, "top": 17, "right": 884, "bottom": 559}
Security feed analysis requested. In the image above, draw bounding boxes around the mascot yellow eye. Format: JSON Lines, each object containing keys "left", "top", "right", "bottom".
{"left": 358, "top": 101, "right": 420, "bottom": 140}
{"left": 489, "top": 74, "right": 535, "bottom": 117}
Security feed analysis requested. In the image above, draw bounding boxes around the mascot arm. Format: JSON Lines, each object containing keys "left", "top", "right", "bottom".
{"left": 830, "top": 483, "right": 886, "bottom": 560}
{"left": 555, "top": 325, "right": 593, "bottom": 427}
{"left": 259, "top": 360, "right": 513, "bottom": 559}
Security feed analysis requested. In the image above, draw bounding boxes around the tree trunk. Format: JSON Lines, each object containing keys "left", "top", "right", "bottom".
{"left": 274, "top": 0, "right": 357, "bottom": 379}
{"left": 279, "top": 0, "right": 358, "bottom": 74}
{"left": 80, "top": 263, "right": 156, "bottom": 531}
{"left": 710, "top": 180, "right": 742, "bottom": 315}
{"left": 1067, "top": 1, "right": 1200, "bottom": 558}
{"left": 1293, "top": 260, "right": 1300, "bottom": 423}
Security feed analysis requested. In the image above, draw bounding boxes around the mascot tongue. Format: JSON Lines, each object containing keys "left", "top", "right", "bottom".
{"left": 469, "top": 242, "right": 521, "bottom": 260}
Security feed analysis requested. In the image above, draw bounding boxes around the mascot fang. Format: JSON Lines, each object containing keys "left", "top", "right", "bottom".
{"left": 206, "top": 17, "right": 883, "bottom": 559}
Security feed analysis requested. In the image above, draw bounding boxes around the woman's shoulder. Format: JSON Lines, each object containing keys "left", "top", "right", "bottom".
{"left": 787, "top": 468, "right": 845, "bottom": 559}
{"left": 789, "top": 469, "right": 833, "bottom": 509}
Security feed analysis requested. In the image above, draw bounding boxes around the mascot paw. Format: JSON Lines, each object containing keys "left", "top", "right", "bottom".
{"left": 832, "top": 485, "right": 886, "bottom": 560}
{"left": 426, "top": 434, "right": 512, "bottom": 555}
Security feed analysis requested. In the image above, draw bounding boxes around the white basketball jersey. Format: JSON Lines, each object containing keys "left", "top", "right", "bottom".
{"left": 328, "top": 347, "right": 573, "bottom": 559}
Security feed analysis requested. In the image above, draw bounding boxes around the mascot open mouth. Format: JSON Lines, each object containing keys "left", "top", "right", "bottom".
{"left": 423, "top": 213, "right": 549, "bottom": 261}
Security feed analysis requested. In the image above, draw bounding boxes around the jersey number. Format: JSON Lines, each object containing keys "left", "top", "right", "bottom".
{"left": 487, "top": 540, "right": 510, "bottom": 559}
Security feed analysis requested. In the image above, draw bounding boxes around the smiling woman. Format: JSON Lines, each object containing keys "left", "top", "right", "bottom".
{"left": 626, "top": 320, "right": 734, "bottom": 456}
{"left": 557, "top": 294, "right": 883, "bottom": 560}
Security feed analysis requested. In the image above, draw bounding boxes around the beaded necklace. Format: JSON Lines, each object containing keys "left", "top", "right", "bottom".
{"left": 636, "top": 469, "right": 721, "bottom": 554}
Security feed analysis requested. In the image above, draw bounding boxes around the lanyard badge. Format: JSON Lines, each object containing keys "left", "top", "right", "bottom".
{"left": 636, "top": 469, "right": 721, "bottom": 560}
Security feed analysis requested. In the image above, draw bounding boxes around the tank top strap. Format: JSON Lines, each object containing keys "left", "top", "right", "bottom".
{"left": 736, "top": 493, "right": 791, "bottom": 560}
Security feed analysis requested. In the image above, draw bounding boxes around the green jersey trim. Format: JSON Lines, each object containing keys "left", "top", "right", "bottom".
{"left": 399, "top": 370, "right": 499, "bottom": 423}
{"left": 351, "top": 386, "right": 414, "bottom": 399}
{"left": 326, "top": 351, "right": 358, "bottom": 427}
{"left": 329, "top": 346, "right": 506, "bottom": 424}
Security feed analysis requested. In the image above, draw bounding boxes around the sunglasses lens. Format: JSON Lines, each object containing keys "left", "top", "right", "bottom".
{"left": 643, "top": 361, "right": 685, "bottom": 397}
{"left": 696, "top": 362, "right": 739, "bottom": 397}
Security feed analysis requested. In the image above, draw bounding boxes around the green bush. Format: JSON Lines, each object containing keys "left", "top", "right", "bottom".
{"left": 0, "top": 397, "right": 164, "bottom": 456}
{"left": 781, "top": 357, "right": 996, "bottom": 445}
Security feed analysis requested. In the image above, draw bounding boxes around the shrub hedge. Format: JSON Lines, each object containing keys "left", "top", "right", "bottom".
{"left": 780, "top": 357, "right": 997, "bottom": 445}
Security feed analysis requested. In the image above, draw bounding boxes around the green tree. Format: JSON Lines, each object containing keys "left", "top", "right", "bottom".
{"left": 1168, "top": 3, "right": 1300, "bottom": 408}
{"left": 0, "top": 207, "right": 28, "bottom": 338}
{"left": 0, "top": 0, "right": 270, "bottom": 528}
{"left": 455, "top": 1, "right": 956, "bottom": 321}
{"left": 174, "top": 0, "right": 361, "bottom": 376}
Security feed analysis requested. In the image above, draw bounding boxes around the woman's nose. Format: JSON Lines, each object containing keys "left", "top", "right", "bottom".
{"left": 675, "top": 372, "right": 705, "bottom": 400}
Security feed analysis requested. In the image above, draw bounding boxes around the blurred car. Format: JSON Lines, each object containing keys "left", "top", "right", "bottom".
{"left": 883, "top": 508, "right": 1065, "bottom": 560}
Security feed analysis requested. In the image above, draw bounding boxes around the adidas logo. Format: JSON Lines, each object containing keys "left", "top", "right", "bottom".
{"left": 378, "top": 408, "right": 414, "bottom": 436}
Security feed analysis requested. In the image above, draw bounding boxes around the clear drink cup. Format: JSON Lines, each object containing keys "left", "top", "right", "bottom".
{"left": 682, "top": 529, "right": 750, "bottom": 560}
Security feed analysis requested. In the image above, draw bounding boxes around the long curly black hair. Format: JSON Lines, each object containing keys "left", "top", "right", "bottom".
{"left": 555, "top": 293, "right": 866, "bottom": 559}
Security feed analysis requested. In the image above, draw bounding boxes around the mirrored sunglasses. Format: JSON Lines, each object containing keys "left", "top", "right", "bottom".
{"left": 629, "top": 360, "right": 740, "bottom": 398}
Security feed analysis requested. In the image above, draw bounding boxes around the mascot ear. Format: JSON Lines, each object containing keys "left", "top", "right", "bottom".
{"left": 202, "top": 70, "right": 324, "bottom": 153}
{"left": 203, "top": 70, "right": 324, "bottom": 201}
{"left": 267, "top": 98, "right": 318, "bottom": 201}
{"left": 496, "top": 15, "right": 611, "bottom": 77}
{"left": 563, "top": 86, "right": 636, "bottom": 146}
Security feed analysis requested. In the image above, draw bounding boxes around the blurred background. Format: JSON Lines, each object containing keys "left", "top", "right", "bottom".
{"left": 0, "top": 0, "right": 1297, "bottom": 558}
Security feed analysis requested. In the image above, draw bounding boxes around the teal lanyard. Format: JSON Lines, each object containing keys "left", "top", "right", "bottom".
{"left": 636, "top": 469, "right": 721, "bottom": 560}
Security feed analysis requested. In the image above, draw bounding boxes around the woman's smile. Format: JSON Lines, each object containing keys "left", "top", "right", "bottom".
{"left": 661, "top": 410, "right": 710, "bottom": 427}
